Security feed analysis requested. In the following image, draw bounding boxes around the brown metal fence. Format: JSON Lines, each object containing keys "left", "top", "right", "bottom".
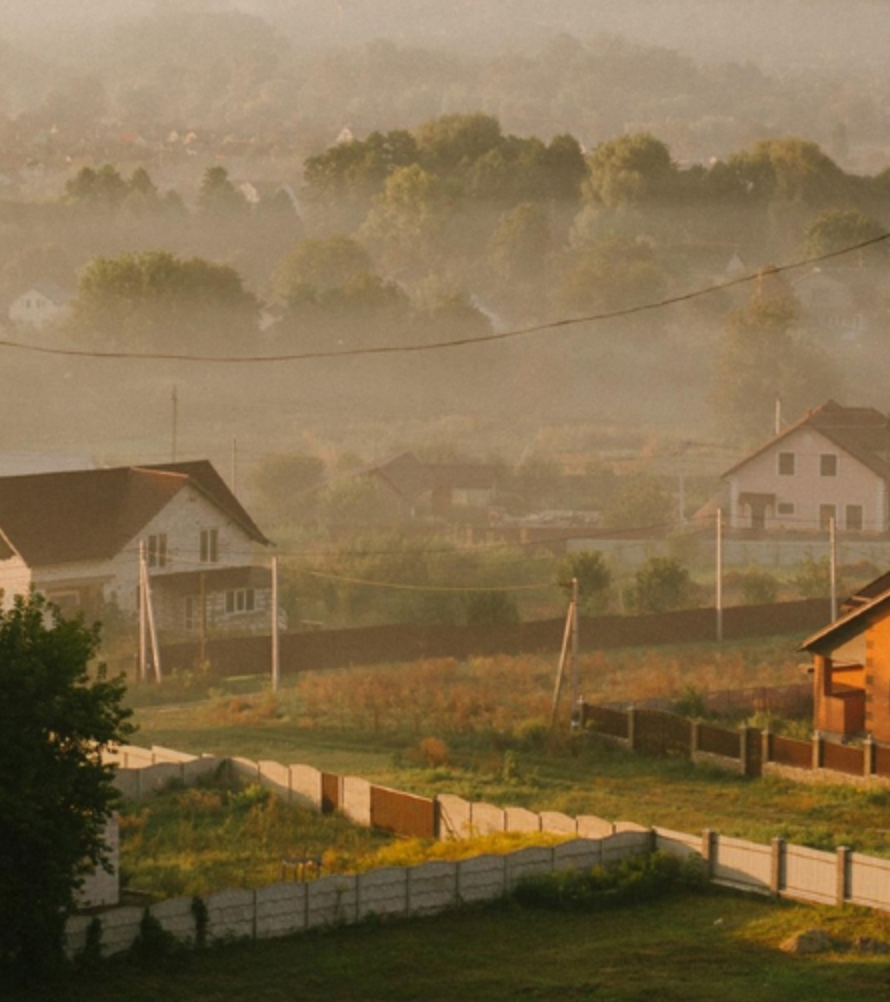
{"left": 634, "top": 710, "right": 693, "bottom": 759}
{"left": 822, "top": 741, "right": 864, "bottom": 777}
{"left": 769, "top": 734, "right": 812, "bottom": 769}
{"left": 583, "top": 705, "right": 629, "bottom": 739}
{"left": 698, "top": 723, "right": 741, "bottom": 759}
{"left": 321, "top": 773, "right": 341, "bottom": 814}
{"left": 875, "top": 744, "right": 890, "bottom": 778}
{"left": 370, "top": 786, "right": 437, "bottom": 839}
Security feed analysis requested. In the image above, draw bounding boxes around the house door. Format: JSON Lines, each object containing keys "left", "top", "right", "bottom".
{"left": 750, "top": 503, "right": 767, "bottom": 530}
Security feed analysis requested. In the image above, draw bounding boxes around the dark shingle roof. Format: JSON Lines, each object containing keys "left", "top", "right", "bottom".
{"left": 0, "top": 461, "right": 268, "bottom": 567}
{"left": 723, "top": 400, "right": 890, "bottom": 481}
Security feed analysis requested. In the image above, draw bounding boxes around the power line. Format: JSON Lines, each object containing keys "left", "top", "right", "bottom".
{"left": 1, "top": 232, "right": 887, "bottom": 365}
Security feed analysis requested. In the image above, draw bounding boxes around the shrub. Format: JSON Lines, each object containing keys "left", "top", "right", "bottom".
{"left": 418, "top": 736, "right": 449, "bottom": 767}
{"left": 512, "top": 851, "right": 707, "bottom": 912}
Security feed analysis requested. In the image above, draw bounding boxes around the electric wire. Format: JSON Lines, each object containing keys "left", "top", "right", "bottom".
{"left": 1, "top": 232, "right": 887, "bottom": 365}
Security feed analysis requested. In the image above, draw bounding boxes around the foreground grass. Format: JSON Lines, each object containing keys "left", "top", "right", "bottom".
{"left": 14, "top": 892, "right": 890, "bottom": 1001}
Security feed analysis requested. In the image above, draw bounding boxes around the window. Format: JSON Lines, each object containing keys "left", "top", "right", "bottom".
{"left": 147, "top": 533, "right": 168, "bottom": 568}
{"left": 199, "top": 528, "right": 218, "bottom": 563}
{"left": 820, "top": 454, "right": 838, "bottom": 477}
{"left": 777, "top": 502, "right": 795, "bottom": 516}
{"left": 225, "top": 588, "right": 255, "bottom": 614}
{"left": 819, "top": 504, "right": 837, "bottom": 531}
{"left": 846, "top": 505, "right": 864, "bottom": 531}
{"left": 778, "top": 452, "right": 795, "bottom": 476}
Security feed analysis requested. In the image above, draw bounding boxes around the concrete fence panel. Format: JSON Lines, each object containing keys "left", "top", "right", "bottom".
{"left": 553, "top": 838, "right": 603, "bottom": 872}
{"left": 505, "top": 807, "right": 541, "bottom": 833}
{"left": 342, "top": 776, "right": 372, "bottom": 827}
{"left": 120, "top": 746, "right": 154, "bottom": 769}
{"left": 848, "top": 853, "right": 890, "bottom": 911}
{"left": 358, "top": 867, "right": 408, "bottom": 920}
{"left": 151, "top": 745, "right": 198, "bottom": 764}
{"left": 654, "top": 827, "right": 700, "bottom": 860}
{"left": 457, "top": 854, "right": 507, "bottom": 903}
{"left": 183, "top": 756, "right": 224, "bottom": 785}
{"left": 577, "top": 815, "right": 616, "bottom": 839}
{"left": 65, "top": 914, "right": 94, "bottom": 958}
{"left": 783, "top": 844, "right": 837, "bottom": 905}
{"left": 306, "top": 874, "right": 357, "bottom": 929}
{"left": 138, "top": 762, "right": 184, "bottom": 796}
{"left": 471, "top": 801, "right": 506, "bottom": 835}
{"left": 113, "top": 768, "right": 141, "bottom": 800}
{"left": 408, "top": 861, "right": 459, "bottom": 916}
{"left": 602, "top": 830, "right": 652, "bottom": 866}
{"left": 290, "top": 764, "right": 323, "bottom": 809}
{"left": 506, "top": 846, "right": 556, "bottom": 888}
{"left": 230, "top": 757, "right": 261, "bottom": 785}
{"left": 437, "top": 794, "right": 471, "bottom": 838}
{"left": 540, "top": 811, "right": 578, "bottom": 836}
{"left": 713, "top": 835, "right": 772, "bottom": 893}
{"left": 255, "top": 882, "right": 308, "bottom": 939}
{"left": 151, "top": 897, "right": 196, "bottom": 945}
{"left": 96, "top": 906, "right": 145, "bottom": 957}
{"left": 258, "top": 760, "right": 291, "bottom": 801}
{"left": 206, "top": 889, "right": 256, "bottom": 942}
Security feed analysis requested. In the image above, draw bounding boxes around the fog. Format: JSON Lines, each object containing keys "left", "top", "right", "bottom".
{"left": 1, "top": 0, "right": 889, "bottom": 518}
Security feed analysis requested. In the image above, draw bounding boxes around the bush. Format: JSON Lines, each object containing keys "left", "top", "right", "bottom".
{"left": 512, "top": 851, "right": 707, "bottom": 912}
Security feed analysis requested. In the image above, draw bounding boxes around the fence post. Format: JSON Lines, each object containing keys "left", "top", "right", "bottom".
{"left": 864, "top": 734, "right": 875, "bottom": 778}
{"left": 739, "top": 725, "right": 750, "bottom": 776}
{"left": 691, "top": 720, "right": 702, "bottom": 756}
{"left": 836, "top": 846, "right": 851, "bottom": 905}
{"left": 701, "top": 829, "right": 717, "bottom": 880}
{"left": 761, "top": 727, "right": 772, "bottom": 767}
{"left": 628, "top": 706, "right": 637, "bottom": 752}
{"left": 812, "top": 730, "right": 823, "bottom": 771}
{"left": 770, "top": 837, "right": 785, "bottom": 897}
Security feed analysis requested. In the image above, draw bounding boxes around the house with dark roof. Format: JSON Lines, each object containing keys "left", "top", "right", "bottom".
{"left": 800, "top": 569, "right": 890, "bottom": 742}
{"left": 721, "top": 401, "right": 890, "bottom": 534}
{"left": 0, "top": 461, "right": 273, "bottom": 633}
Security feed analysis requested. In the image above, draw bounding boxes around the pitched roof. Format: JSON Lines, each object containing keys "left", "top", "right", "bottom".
{"left": 800, "top": 581, "right": 890, "bottom": 655}
{"left": 723, "top": 400, "right": 890, "bottom": 481}
{"left": 0, "top": 461, "right": 268, "bottom": 567}
{"left": 367, "top": 452, "right": 433, "bottom": 500}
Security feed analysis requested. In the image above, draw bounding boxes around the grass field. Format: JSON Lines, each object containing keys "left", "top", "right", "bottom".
{"left": 13, "top": 892, "right": 890, "bottom": 1001}
{"left": 124, "top": 637, "right": 890, "bottom": 861}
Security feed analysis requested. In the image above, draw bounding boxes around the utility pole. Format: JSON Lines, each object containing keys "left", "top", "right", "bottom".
{"left": 716, "top": 508, "right": 724, "bottom": 642}
{"left": 570, "top": 577, "right": 581, "bottom": 729}
{"left": 171, "top": 386, "right": 178, "bottom": 463}
{"left": 271, "top": 555, "right": 280, "bottom": 693}
{"left": 231, "top": 437, "right": 238, "bottom": 498}
{"left": 829, "top": 515, "right": 838, "bottom": 621}
{"left": 139, "top": 541, "right": 147, "bottom": 682}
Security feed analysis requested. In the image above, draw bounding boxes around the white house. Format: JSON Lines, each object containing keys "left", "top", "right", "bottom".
{"left": 721, "top": 400, "right": 890, "bottom": 533}
{"left": 7, "top": 280, "right": 72, "bottom": 328}
{"left": 0, "top": 461, "right": 273, "bottom": 633}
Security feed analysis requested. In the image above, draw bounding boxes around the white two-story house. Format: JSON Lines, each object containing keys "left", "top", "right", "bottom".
{"left": 0, "top": 461, "right": 273, "bottom": 633}
{"left": 721, "top": 400, "right": 890, "bottom": 534}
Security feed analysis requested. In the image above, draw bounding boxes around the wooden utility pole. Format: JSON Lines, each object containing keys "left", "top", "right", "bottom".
{"left": 171, "top": 386, "right": 179, "bottom": 462}
{"left": 570, "top": 577, "right": 580, "bottom": 729}
{"left": 271, "top": 555, "right": 280, "bottom": 692}
{"left": 551, "top": 578, "right": 580, "bottom": 729}
{"left": 139, "top": 541, "right": 148, "bottom": 682}
{"left": 829, "top": 515, "right": 838, "bottom": 621}
{"left": 716, "top": 508, "right": 724, "bottom": 642}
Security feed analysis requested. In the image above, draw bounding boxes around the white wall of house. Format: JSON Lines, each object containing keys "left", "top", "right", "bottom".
{"left": 8, "top": 289, "right": 70, "bottom": 328}
{"left": 0, "top": 553, "right": 33, "bottom": 611}
{"left": 726, "top": 426, "right": 887, "bottom": 532}
{"left": 3, "top": 484, "right": 266, "bottom": 616}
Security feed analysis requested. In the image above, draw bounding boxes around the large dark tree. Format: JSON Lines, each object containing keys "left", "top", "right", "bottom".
{"left": 0, "top": 594, "right": 133, "bottom": 979}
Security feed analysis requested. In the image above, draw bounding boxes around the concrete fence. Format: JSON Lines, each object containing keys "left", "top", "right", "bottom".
{"left": 77, "top": 741, "right": 890, "bottom": 961}
{"left": 65, "top": 831, "right": 653, "bottom": 959}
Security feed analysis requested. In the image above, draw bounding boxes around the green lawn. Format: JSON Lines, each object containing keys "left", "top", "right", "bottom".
{"left": 15, "top": 892, "right": 890, "bottom": 1001}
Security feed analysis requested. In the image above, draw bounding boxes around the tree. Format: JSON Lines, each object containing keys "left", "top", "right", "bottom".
{"left": 556, "top": 550, "right": 611, "bottom": 613}
{"left": 629, "top": 557, "right": 696, "bottom": 614}
{"left": 198, "top": 166, "right": 248, "bottom": 218}
{"left": 585, "top": 133, "right": 676, "bottom": 207}
{"left": 800, "top": 209, "right": 887, "bottom": 262}
{"left": 273, "top": 235, "right": 372, "bottom": 301}
{"left": 0, "top": 593, "right": 133, "bottom": 978}
{"left": 69, "top": 250, "right": 259, "bottom": 351}
{"left": 711, "top": 292, "right": 842, "bottom": 442}
{"left": 603, "top": 474, "right": 674, "bottom": 530}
